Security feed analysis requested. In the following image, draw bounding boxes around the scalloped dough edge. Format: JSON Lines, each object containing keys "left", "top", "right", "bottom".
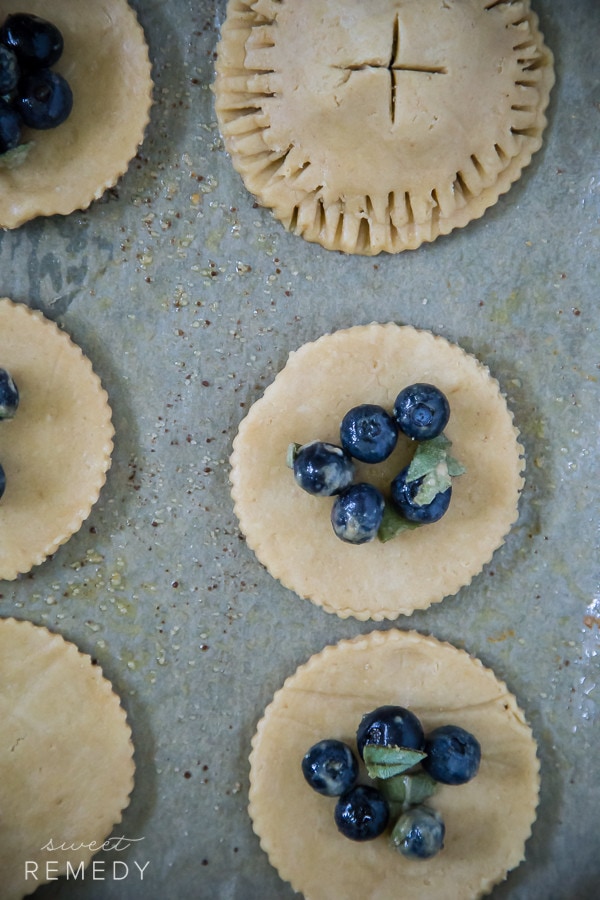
{"left": 249, "top": 629, "right": 540, "bottom": 899}
{"left": 0, "top": 298, "right": 114, "bottom": 580}
{"left": 0, "top": 617, "right": 135, "bottom": 899}
{"left": 230, "top": 323, "right": 525, "bottom": 620}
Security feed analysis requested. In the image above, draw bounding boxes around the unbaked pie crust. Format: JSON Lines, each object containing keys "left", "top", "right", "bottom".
{"left": 0, "top": 298, "right": 114, "bottom": 580}
{"left": 0, "top": 617, "right": 135, "bottom": 900}
{"left": 0, "top": 0, "right": 153, "bottom": 229}
{"left": 230, "top": 323, "right": 524, "bottom": 620}
{"left": 215, "top": 0, "right": 554, "bottom": 254}
{"left": 249, "top": 629, "right": 540, "bottom": 899}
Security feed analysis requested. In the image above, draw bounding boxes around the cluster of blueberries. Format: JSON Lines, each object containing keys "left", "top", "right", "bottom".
{"left": 290, "top": 383, "right": 454, "bottom": 543}
{"left": 0, "top": 367, "right": 20, "bottom": 498}
{"left": 302, "top": 705, "right": 481, "bottom": 858}
{"left": 0, "top": 13, "right": 72, "bottom": 155}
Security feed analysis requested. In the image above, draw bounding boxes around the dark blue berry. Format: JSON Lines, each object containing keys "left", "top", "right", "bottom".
{"left": 0, "top": 99, "right": 21, "bottom": 153}
{"left": 0, "top": 368, "right": 19, "bottom": 419}
{"left": 422, "top": 724, "right": 481, "bottom": 785}
{"left": 0, "top": 44, "right": 20, "bottom": 94}
{"left": 334, "top": 784, "right": 389, "bottom": 841}
{"left": 330, "top": 482, "right": 384, "bottom": 544}
{"left": 17, "top": 68, "right": 73, "bottom": 130}
{"left": 394, "top": 383, "right": 450, "bottom": 440}
{"left": 293, "top": 441, "right": 354, "bottom": 496}
{"left": 0, "top": 462, "right": 5, "bottom": 500}
{"left": 340, "top": 404, "right": 398, "bottom": 463}
{"left": 391, "top": 805, "right": 445, "bottom": 859}
{"left": 356, "top": 705, "right": 425, "bottom": 759}
{"left": 0, "top": 14, "right": 64, "bottom": 69}
{"left": 301, "top": 739, "right": 358, "bottom": 797}
{"left": 390, "top": 466, "right": 452, "bottom": 524}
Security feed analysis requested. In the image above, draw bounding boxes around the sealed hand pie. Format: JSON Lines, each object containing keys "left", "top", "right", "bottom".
{"left": 215, "top": 0, "right": 554, "bottom": 254}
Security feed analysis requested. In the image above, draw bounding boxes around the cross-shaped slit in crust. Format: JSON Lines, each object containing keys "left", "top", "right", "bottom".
{"left": 336, "top": 14, "right": 447, "bottom": 123}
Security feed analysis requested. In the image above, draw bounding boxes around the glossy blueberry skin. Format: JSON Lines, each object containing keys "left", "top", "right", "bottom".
{"left": 422, "top": 725, "right": 481, "bottom": 785}
{"left": 0, "top": 462, "right": 5, "bottom": 500}
{"left": 334, "top": 784, "right": 389, "bottom": 841}
{"left": 293, "top": 441, "right": 354, "bottom": 496}
{"left": 0, "top": 369, "right": 19, "bottom": 419}
{"left": 356, "top": 705, "right": 425, "bottom": 759}
{"left": 0, "top": 45, "right": 20, "bottom": 94}
{"left": 0, "top": 99, "right": 21, "bottom": 153}
{"left": 0, "top": 14, "right": 64, "bottom": 69}
{"left": 18, "top": 69, "right": 73, "bottom": 130}
{"left": 301, "top": 739, "right": 359, "bottom": 797}
{"left": 340, "top": 404, "right": 398, "bottom": 463}
{"left": 330, "top": 482, "right": 384, "bottom": 544}
{"left": 391, "top": 466, "right": 452, "bottom": 524}
{"left": 393, "top": 805, "right": 445, "bottom": 859}
{"left": 394, "top": 383, "right": 450, "bottom": 440}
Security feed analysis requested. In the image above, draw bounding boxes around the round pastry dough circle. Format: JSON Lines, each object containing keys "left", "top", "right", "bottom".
{"left": 230, "top": 323, "right": 524, "bottom": 620}
{"left": 0, "top": 618, "right": 135, "bottom": 900}
{"left": 215, "top": 0, "right": 554, "bottom": 254}
{"left": 0, "top": 298, "right": 114, "bottom": 579}
{"left": 249, "top": 629, "right": 540, "bottom": 900}
{"left": 0, "top": 0, "right": 153, "bottom": 228}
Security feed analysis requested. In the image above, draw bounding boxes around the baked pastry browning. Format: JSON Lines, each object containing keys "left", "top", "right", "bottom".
{"left": 0, "top": 298, "right": 114, "bottom": 580}
{"left": 0, "top": 618, "right": 135, "bottom": 900}
{"left": 215, "top": 0, "right": 554, "bottom": 254}
{"left": 249, "top": 630, "right": 540, "bottom": 899}
{"left": 230, "top": 324, "right": 524, "bottom": 620}
{"left": 0, "top": 0, "right": 153, "bottom": 228}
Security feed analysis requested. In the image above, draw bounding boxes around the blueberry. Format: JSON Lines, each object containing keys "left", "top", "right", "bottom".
{"left": 390, "top": 465, "right": 452, "bottom": 524}
{"left": 293, "top": 441, "right": 354, "bottom": 496}
{"left": 356, "top": 705, "right": 425, "bottom": 759}
{"left": 391, "top": 805, "right": 445, "bottom": 859}
{"left": 0, "top": 462, "right": 5, "bottom": 500}
{"left": 340, "top": 404, "right": 398, "bottom": 463}
{"left": 0, "top": 14, "right": 64, "bottom": 69}
{"left": 330, "top": 482, "right": 384, "bottom": 544}
{"left": 0, "top": 99, "right": 21, "bottom": 153}
{"left": 422, "top": 724, "right": 481, "bottom": 785}
{"left": 0, "top": 44, "right": 19, "bottom": 94}
{"left": 301, "top": 739, "right": 358, "bottom": 797}
{"left": 334, "top": 784, "right": 389, "bottom": 841}
{"left": 0, "top": 369, "right": 19, "bottom": 419}
{"left": 394, "top": 383, "right": 450, "bottom": 440}
{"left": 17, "top": 68, "right": 73, "bottom": 130}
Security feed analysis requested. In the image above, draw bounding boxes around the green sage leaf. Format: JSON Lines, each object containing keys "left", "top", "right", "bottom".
{"left": 378, "top": 771, "right": 439, "bottom": 810}
{"left": 377, "top": 502, "right": 421, "bottom": 543}
{"left": 363, "top": 743, "right": 427, "bottom": 780}
{"left": 412, "top": 461, "right": 452, "bottom": 505}
{"left": 446, "top": 453, "right": 467, "bottom": 477}
{"left": 0, "top": 142, "right": 33, "bottom": 170}
{"left": 406, "top": 434, "right": 451, "bottom": 483}
{"left": 286, "top": 442, "right": 302, "bottom": 468}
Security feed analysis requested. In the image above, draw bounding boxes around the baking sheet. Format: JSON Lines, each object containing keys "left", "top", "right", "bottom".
{"left": 0, "top": 0, "right": 598, "bottom": 897}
